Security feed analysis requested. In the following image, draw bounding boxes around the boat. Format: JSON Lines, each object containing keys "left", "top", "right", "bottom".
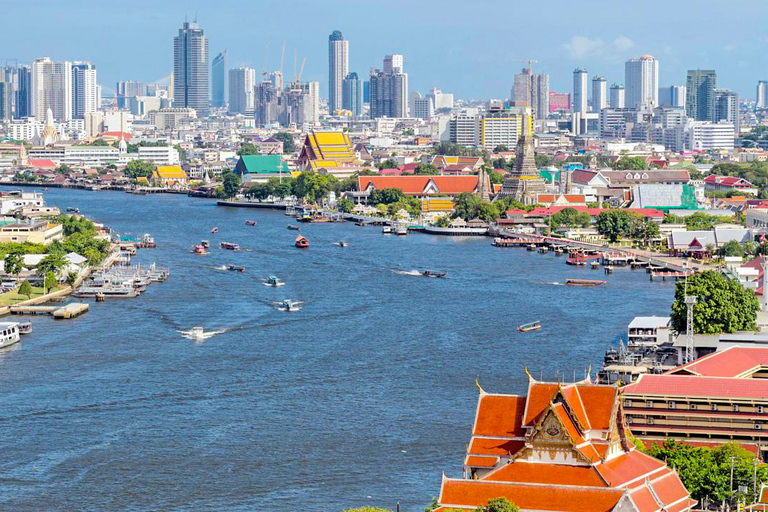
{"left": 66, "top": 207, "right": 79, "bottom": 213}
{"left": 193, "top": 245, "right": 206, "bottom": 254}
{"left": 527, "top": 244, "right": 537, "bottom": 251}
{"left": 566, "top": 253, "right": 589, "bottom": 266}
{"left": 566, "top": 278, "right": 607, "bottom": 286}
{"left": 201, "top": 240, "right": 210, "bottom": 248}
{"left": 178, "top": 326, "right": 223, "bottom": 341}
{"left": 245, "top": 220, "right": 257, "bottom": 226}
{"left": 17, "top": 320, "right": 32, "bottom": 335}
{"left": 518, "top": 321, "right": 541, "bottom": 333}
{"left": 395, "top": 224, "right": 408, "bottom": 236}
{"left": 421, "top": 270, "right": 446, "bottom": 278}
{"left": 287, "top": 225, "right": 300, "bottom": 230}
{"left": 337, "top": 241, "right": 348, "bottom": 247}
{"left": 382, "top": 226, "right": 392, "bottom": 234}
{"left": 228, "top": 265, "right": 246, "bottom": 273}
{"left": 274, "top": 299, "right": 303, "bottom": 312}
{"left": 220, "top": 242, "right": 240, "bottom": 251}
{"left": 590, "top": 261, "right": 600, "bottom": 269}
{"left": 295, "top": 235, "right": 309, "bottom": 248}
{"left": 73, "top": 285, "right": 138, "bottom": 298}
{"left": 142, "top": 233, "right": 156, "bottom": 248}
{"left": 211, "top": 227, "right": 218, "bottom": 234}
{"left": 0, "top": 322, "right": 20, "bottom": 349}
{"left": 264, "top": 276, "right": 285, "bottom": 287}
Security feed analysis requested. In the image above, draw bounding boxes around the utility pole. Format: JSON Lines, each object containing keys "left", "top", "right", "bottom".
{"left": 730, "top": 455, "right": 736, "bottom": 504}
{"left": 684, "top": 272, "right": 697, "bottom": 364}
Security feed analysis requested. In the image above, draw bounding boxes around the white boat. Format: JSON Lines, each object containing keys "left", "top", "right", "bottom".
{"left": 382, "top": 226, "right": 392, "bottom": 234}
{"left": 0, "top": 322, "right": 21, "bottom": 349}
{"left": 274, "top": 299, "right": 303, "bottom": 312}
{"left": 263, "top": 276, "right": 285, "bottom": 287}
{"left": 178, "top": 326, "right": 224, "bottom": 341}
{"left": 394, "top": 223, "right": 408, "bottom": 236}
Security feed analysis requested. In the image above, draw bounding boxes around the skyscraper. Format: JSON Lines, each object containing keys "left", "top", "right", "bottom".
{"left": 342, "top": 72, "right": 362, "bottom": 116}
{"left": 328, "top": 30, "right": 348, "bottom": 114}
{"left": 714, "top": 89, "right": 739, "bottom": 133}
{"left": 31, "top": 57, "right": 72, "bottom": 121}
{"left": 116, "top": 81, "right": 146, "bottom": 109}
{"left": 686, "top": 69, "right": 717, "bottom": 121}
{"left": 369, "top": 54, "right": 408, "bottom": 118}
{"left": 173, "top": 21, "right": 209, "bottom": 116}
{"left": 658, "top": 85, "right": 686, "bottom": 108}
{"left": 16, "top": 65, "right": 31, "bottom": 118}
{"left": 591, "top": 76, "right": 607, "bottom": 112}
{"left": 72, "top": 61, "right": 98, "bottom": 119}
{"left": 0, "top": 81, "right": 11, "bottom": 120}
{"left": 625, "top": 55, "right": 659, "bottom": 109}
{"left": 757, "top": 80, "right": 768, "bottom": 109}
{"left": 512, "top": 68, "right": 549, "bottom": 119}
{"left": 228, "top": 67, "right": 255, "bottom": 115}
{"left": 609, "top": 84, "right": 625, "bottom": 108}
{"left": 211, "top": 50, "right": 227, "bottom": 108}
{"left": 572, "top": 69, "right": 588, "bottom": 115}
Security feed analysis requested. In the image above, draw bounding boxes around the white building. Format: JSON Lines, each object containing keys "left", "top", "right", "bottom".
{"left": 72, "top": 62, "right": 98, "bottom": 119}
{"left": 757, "top": 80, "right": 768, "bottom": 109}
{"left": 228, "top": 67, "right": 256, "bottom": 115}
{"left": 8, "top": 117, "right": 85, "bottom": 142}
{"left": 31, "top": 57, "right": 72, "bottom": 121}
{"left": 686, "top": 120, "right": 735, "bottom": 151}
{"left": 427, "top": 87, "right": 454, "bottom": 111}
{"left": 449, "top": 113, "right": 478, "bottom": 147}
{"left": 0, "top": 192, "right": 45, "bottom": 215}
{"left": 591, "top": 76, "right": 606, "bottom": 113}
{"left": 609, "top": 84, "right": 625, "bottom": 108}
{"left": 572, "top": 69, "right": 588, "bottom": 115}
{"left": 136, "top": 145, "right": 180, "bottom": 165}
{"left": 625, "top": 55, "right": 659, "bottom": 109}
{"left": 411, "top": 93, "right": 434, "bottom": 120}
{"left": 328, "top": 30, "right": 349, "bottom": 114}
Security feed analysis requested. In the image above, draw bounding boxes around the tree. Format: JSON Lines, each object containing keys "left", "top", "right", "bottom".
{"left": 476, "top": 497, "right": 520, "bottom": 512}
{"left": 18, "top": 279, "right": 32, "bottom": 299}
{"left": 273, "top": 132, "right": 296, "bottom": 153}
{"left": 66, "top": 271, "right": 78, "bottom": 286}
{"left": 221, "top": 171, "right": 241, "bottom": 198}
{"left": 477, "top": 202, "right": 500, "bottom": 222}
{"left": 493, "top": 145, "right": 509, "bottom": 153}
{"left": 124, "top": 160, "right": 155, "bottom": 179}
{"left": 37, "top": 253, "right": 66, "bottom": 276}
{"left": 377, "top": 159, "right": 399, "bottom": 170}
{"left": 453, "top": 192, "right": 483, "bottom": 220}
{"left": 595, "top": 210, "right": 631, "bottom": 242}
{"left": 337, "top": 198, "right": 354, "bottom": 213}
{"left": 613, "top": 156, "right": 647, "bottom": 170}
{"left": 414, "top": 163, "right": 439, "bottom": 175}
{"left": 670, "top": 271, "right": 760, "bottom": 334}
{"left": 719, "top": 239, "right": 744, "bottom": 257}
{"left": 238, "top": 143, "right": 259, "bottom": 156}
{"left": 369, "top": 188, "right": 406, "bottom": 205}
{"left": 551, "top": 208, "right": 591, "bottom": 230}
{"left": 44, "top": 271, "right": 57, "bottom": 294}
{"left": 4, "top": 252, "right": 22, "bottom": 282}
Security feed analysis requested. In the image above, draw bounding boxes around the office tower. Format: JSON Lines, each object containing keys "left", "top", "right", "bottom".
{"left": 757, "top": 81, "right": 768, "bottom": 109}
{"left": 591, "top": 76, "right": 607, "bottom": 112}
{"left": 301, "top": 81, "right": 320, "bottom": 124}
{"left": 342, "top": 72, "right": 362, "bottom": 116}
{"left": 228, "top": 67, "right": 255, "bottom": 115}
{"left": 449, "top": 112, "right": 479, "bottom": 147}
{"left": 328, "top": 30, "right": 348, "bottom": 114}
{"left": 173, "top": 20, "right": 210, "bottom": 116}
{"left": 31, "top": 57, "right": 72, "bottom": 121}
{"left": 15, "top": 65, "right": 31, "bottom": 118}
{"left": 478, "top": 102, "right": 525, "bottom": 151}
{"left": 625, "top": 55, "right": 659, "bottom": 109}
{"left": 363, "top": 81, "right": 370, "bottom": 103}
{"left": 609, "top": 84, "right": 625, "bottom": 108}
{"left": 714, "top": 89, "right": 739, "bottom": 133}
{"left": 658, "top": 85, "right": 686, "bottom": 108}
{"left": 0, "top": 81, "right": 11, "bottom": 120}
{"left": 254, "top": 80, "right": 280, "bottom": 127}
{"left": 512, "top": 68, "right": 549, "bottom": 119}
{"left": 686, "top": 69, "right": 717, "bottom": 121}
{"left": 211, "top": 50, "right": 227, "bottom": 108}
{"left": 116, "top": 81, "right": 146, "bottom": 108}
{"left": 369, "top": 54, "right": 408, "bottom": 118}
{"left": 572, "top": 69, "right": 588, "bottom": 115}
{"left": 427, "top": 87, "right": 454, "bottom": 111}
{"left": 72, "top": 61, "right": 98, "bottom": 119}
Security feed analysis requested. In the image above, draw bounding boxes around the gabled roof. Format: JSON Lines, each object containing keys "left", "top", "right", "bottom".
{"left": 153, "top": 165, "right": 186, "bottom": 179}
{"left": 704, "top": 174, "right": 754, "bottom": 187}
{"left": 623, "top": 373, "right": 768, "bottom": 399}
{"left": 235, "top": 154, "right": 289, "bottom": 175}
{"left": 473, "top": 395, "right": 526, "bottom": 437}
{"left": 668, "top": 346, "right": 768, "bottom": 377}
{"left": 358, "top": 176, "right": 478, "bottom": 196}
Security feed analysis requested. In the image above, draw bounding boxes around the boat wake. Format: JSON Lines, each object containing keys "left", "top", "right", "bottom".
{"left": 214, "top": 265, "right": 229, "bottom": 271}
{"left": 542, "top": 281, "right": 565, "bottom": 286}
{"left": 392, "top": 269, "right": 422, "bottom": 277}
{"left": 178, "top": 327, "right": 228, "bottom": 342}
{"left": 262, "top": 282, "right": 286, "bottom": 287}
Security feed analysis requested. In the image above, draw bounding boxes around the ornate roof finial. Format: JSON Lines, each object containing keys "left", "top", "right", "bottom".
{"left": 475, "top": 376, "right": 485, "bottom": 395}
{"left": 525, "top": 366, "right": 534, "bottom": 382}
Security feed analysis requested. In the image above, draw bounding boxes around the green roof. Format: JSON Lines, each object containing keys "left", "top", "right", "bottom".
{"left": 235, "top": 155, "right": 289, "bottom": 176}
{"left": 539, "top": 169, "right": 560, "bottom": 183}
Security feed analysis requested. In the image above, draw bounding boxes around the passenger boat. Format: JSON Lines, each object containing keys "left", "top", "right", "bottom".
{"left": 245, "top": 220, "right": 257, "bottom": 226}
{"left": 566, "top": 278, "right": 607, "bottom": 286}
{"left": 590, "top": 261, "right": 600, "bottom": 269}
{"left": 66, "top": 207, "right": 79, "bottom": 213}
{"left": 527, "top": 244, "right": 537, "bottom": 251}
{"left": 382, "top": 226, "right": 392, "bottom": 234}
{"left": 264, "top": 275, "right": 285, "bottom": 287}
{"left": 193, "top": 244, "right": 206, "bottom": 254}
{"left": 0, "top": 322, "right": 21, "bottom": 349}
{"left": 178, "top": 326, "right": 219, "bottom": 341}
{"left": 518, "top": 321, "right": 541, "bottom": 333}
{"left": 73, "top": 285, "right": 138, "bottom": 298}
{"left": 211, "top": 227, "right": 218, "bottom": 234}
{"left": 220, "top": 242, "right": 240, "bottom": 251}
{"left": 287, "top": 225, "right": 300, "bottom": 230}
{"left": 201, "top": 240, "right": 210, "bottom": 248}
{"left": 421, "top": 270, "right": 446, "bottom": 278}
{"left": 566, "top": 253, "right": 589, "bottom": 266}
{"left": 274, "top": 299, "right": 303, "bottom": 312}
{"left": 142, "top": 233, "right": 156, "bottom": 248}
{"left": 17, "top": 320, "right": 32, "bottom": 335}
{"left": 395, "top": 224, "right": 408, "bottom": 236}
{"left": 295, "top": 235, "right": 309, "bottom": 248}
{"left": 228, "top": 265, "right": 246, "bottom": 273}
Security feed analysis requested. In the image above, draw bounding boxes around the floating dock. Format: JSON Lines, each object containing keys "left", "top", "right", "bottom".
{"left": 10, "top": 303, "right": 89, "bottom": 319}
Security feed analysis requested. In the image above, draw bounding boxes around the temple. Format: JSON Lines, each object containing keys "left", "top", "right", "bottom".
{"left": 498, "top": 111, "right": 545, "bottom": 204}
{"left": 433, "top": 373, "right": 696, "bottom": 512}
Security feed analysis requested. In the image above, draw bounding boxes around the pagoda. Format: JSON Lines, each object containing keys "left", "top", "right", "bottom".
{"left": 432, "top": 372, "right": 696, "bottom": 512}
{"left": 499, "top": 112, "right": 545, "bottom": 204}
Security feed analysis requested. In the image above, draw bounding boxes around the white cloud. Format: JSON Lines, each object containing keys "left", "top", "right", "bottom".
{"left": 613, "top": 36, "right": 634, "bottom": 52}
{"left": 563, "top": 36, "right": 605, "bottom": 59}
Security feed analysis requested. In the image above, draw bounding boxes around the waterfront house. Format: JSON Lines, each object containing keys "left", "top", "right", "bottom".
{"left": 233, "top": 155, "right": 291, "bottom": 184}
{"left": 151, "top": 165, "right": 188, "bottom": 189}
{"left": 623, "top": 346, "right": 768, "bottom": 461}
{"left": 667, "top": 226, "right": 750, "bottom": 256}
{"left": 432, "top": 374, "right": 695, "bottom": 511}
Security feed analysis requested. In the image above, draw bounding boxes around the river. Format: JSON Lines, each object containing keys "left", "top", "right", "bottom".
{"left": 0, "top": 187, "right": 674, "bottom": 511}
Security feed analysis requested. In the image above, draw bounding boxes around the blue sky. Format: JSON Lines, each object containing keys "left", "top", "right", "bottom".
{"left": 1, "top": 0, "right": 764, "bottom": 100}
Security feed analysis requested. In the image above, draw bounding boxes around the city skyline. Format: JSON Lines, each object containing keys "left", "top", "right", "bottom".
{"left": 1, "top": 0, "right": 764, "bottom": 101}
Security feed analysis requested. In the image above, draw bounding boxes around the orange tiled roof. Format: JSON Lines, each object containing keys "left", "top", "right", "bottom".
{"left": 464, "top": 455, "right": 498, "bottom": 468}
{"left": 473, "top": 395, "right": 526, "bottom": 437}
{"left": 595, "top": 449, "right": 666, "bottom": 488}
{"left": 358, "top": 176, "right": 479, "bottom": 196}
{"left": 467, "top": 437, "right": 525, "bottom": 457}
{"left": 483, "top": 461, "right": 606, "bottom": 487}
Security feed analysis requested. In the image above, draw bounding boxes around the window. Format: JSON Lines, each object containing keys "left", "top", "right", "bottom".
{"left": 734, "top": 404, "right": 740, "bottom": 412}
{"left": 759, "top": 406, "right": 765, "bottom": 414}
{"left": 712, "top": 403, "right": 717, "bottom": 411}
{"left": 625, "top": 399, "right": 632, "bottom": 408}
{"left": 669, "top": 401, "right": 676, "bottom": 409}
{"left": 647, "top": 401, "right": 653, "bottom": 408}
{"left": 648, "top": 417, "right": 654, "bottom": 425}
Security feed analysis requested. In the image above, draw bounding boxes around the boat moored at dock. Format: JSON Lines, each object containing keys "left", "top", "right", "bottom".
{"left": 0, "top": 322, "right": 20, "bottom": 349}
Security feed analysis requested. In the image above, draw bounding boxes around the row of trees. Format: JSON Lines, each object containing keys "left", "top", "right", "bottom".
{"left": 594, "top": 210, "right": 660, "bottom": 242}
{"left": 663, "top": 212, "right": 741, "bottom": 230}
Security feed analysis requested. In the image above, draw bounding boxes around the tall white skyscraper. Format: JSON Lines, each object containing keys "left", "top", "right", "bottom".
{"left": 72, "top": 61, "right": 98, "bottom": 119}
{"left": 757, "top": 81, "right": 768, "bottom": 109}
{"left": 228, "top": 67, "right": 255, "bottom": 115}
{"left": 591, "top": 76, "right": 606, "bottom": 113}
{"left": 625, "top": 55, "right": 659, "bottom": 109}
{"left": 173, "top": 21, "right": 209, "bottom": 116}
{"left": 328, "top": 30, "right": 349, "bottom": 114}
{"left": 609, "top": 84, "right": 625, "bottom": 108}
{"left": 31, "top": 57, "right": 72, "bottom": 121}
{"left": 572, "top": 69, "right": 588, "bottom": 115}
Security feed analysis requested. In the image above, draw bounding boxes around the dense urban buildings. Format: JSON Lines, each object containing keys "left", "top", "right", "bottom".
{"left": 511, "top": 67, "right": 549, "bottom": 119}
{"left": 327, "top": 30, "right": 348, "bottom": 114}
{"left": 71, "top": 61, "right": 98, "bottom": 119}
{"left": 211, "top": 50, "right": 226, "bottom": 108}
{"left": 342, "top": 72, "right": 362, "bottom": 116}
{"left": 116, "top": 80, "right": 145, "bottom": 109}
{"left": 173, "top": 21, "right": 209, "bottom": 116}
{"left": 31, "top": 57, "right": 72, "bottom": 121}
{"left": 609, "top": 83, "right": 625, "bottom": 108}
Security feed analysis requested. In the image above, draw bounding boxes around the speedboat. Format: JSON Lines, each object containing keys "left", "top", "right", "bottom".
{"left": 287, "top": 225, "right": 300, "bottom": 230}
{"left": 193, "top": 244, "right": 206, "bottom": 254}
{"left": 264, "top": 276, "right": 285, "bottom": 287}
{"left": 518, "top": 321, "right": 541, "bottom": 333}
{"left": 228, "top": 265, "right": 245, "bottom": 273}
{"left": 336, "top": 241, "right": 348, "bottom": 247}
{"left": 211, "top": 227, "right": 218, "bottom": 234}
{"left": 421, "top": 270, "right": 446, "bottom": 278}
{"left": 66, "top": 207, "right": 79, "bottom": 213}
{"left": 220, "top": 242, "right": 240, "bottom": 250}
{"left": 178, "top": 326, "right": 222, "bottom": 341}
{"left": 274, "top": 299, "right": 303, "bottom": 312}
{"left": 295, "top": 235, "right": 309, "bottom": 248}
{"left": 142, "top": 234, "right": 156, "bottom": 248}
{"left": 246, "top": 220, "right": 257, "bottom": 226}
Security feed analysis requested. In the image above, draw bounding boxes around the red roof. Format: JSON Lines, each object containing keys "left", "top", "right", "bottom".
{"left": 624, "top": 373, "right": 768, "bottom": 399}
{"left": 667, "top": 346, "right": 768, "bottom": 377}
{"left": 99, "top": 131, "right": 133, "bottom": 140}
{"left": 484, "top": 461, "right": 606, "bottom": 486}
{"left": 525, "top": 206, "right": 664, "bottom": 218}
{"left": 358, "top": 175, "right": 478, "bottom": 195}
{"left": 27, "top": 159, "right": 57, "bottom": 169}
{"left": 474, "top": 395, "right": 526, "bottom": 437}
{"left": 704, "top": 174, "right": 753, "bottom": 188}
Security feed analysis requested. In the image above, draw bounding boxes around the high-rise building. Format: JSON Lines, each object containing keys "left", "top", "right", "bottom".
{"left": 72, "top": 61, "right": 98, "bottom": 119}
{"left": 342, "top": 72, "right": 362, "bottom": 116}
{"left": 548, "top": 92, "right": 570, "bottom": 113}
{"left": 173, "top": 21, "right": 209, "bottom": 116}
{"left": 228, "top": 67, "right": 255, "bottom": 115}
{"left": 427, "top": 87, "right": 454, "bottom": 111}
{"left": 757, "top": 80, "right": 768, "bottom": 109}
{"left": 512, "top": 68, "right": 549, "bottom": 119}
{"left": 714, "top": 89, "right": 739, "bottom": 133}
{"left": 609, "top": 84, "right": 625, "bottom": 108}
{"left": 411, "top": 94, "right": 434, "bottom": 120}
{"left": 211, "top": 50, "right": 227, "bottom": 108}
{"left": 0, "top": 81, "right": 12, "bottom": 120}
{"left": 625, "top": 55, "right": 659, "bottom": 109}
{"left": 449, "top": 112, "right": 479, "bottom": 147}
{"left": 31, "top": 57, "right": 72, "bottom": 121}
{"left": 591, "top": 76, "right": 606, "bottom": 113}
{"left": 478, "top": 102, "right": 525, "bottom": 151}
{"left": 572, "top": 69, "right": 588, "bottom": 115}
{"left": 328, "top": 30, "right": 348, "bottom": 114}
{"left": 369, "top": 54, "right": 408, "bottom": 118}
{"left": 16, "top": 65, "right": 31, "bottom": 118}
{"left": 685, "top": 69, "right": 717, "bottom": 121}
{"left": 254, "top": 80, "right": 280, "bottom": 127}
{"left": 116, "top": 81, "right": 146, "bottom": 109}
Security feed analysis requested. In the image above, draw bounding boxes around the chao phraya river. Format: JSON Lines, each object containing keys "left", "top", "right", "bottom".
{"left": 0, "top": 188, "right": 673, "bottom": 511}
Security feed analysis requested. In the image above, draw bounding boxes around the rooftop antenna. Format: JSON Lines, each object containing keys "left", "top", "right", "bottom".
{"left": 683, "top": 268, "right": 697, "bottom": 364}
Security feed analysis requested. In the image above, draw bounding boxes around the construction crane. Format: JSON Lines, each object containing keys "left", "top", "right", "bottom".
{"left": 514, "top": 59, "right": 539, "bottom": 70}
{"left": 296, "top": 57, "right": 307, "bottom": 83}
